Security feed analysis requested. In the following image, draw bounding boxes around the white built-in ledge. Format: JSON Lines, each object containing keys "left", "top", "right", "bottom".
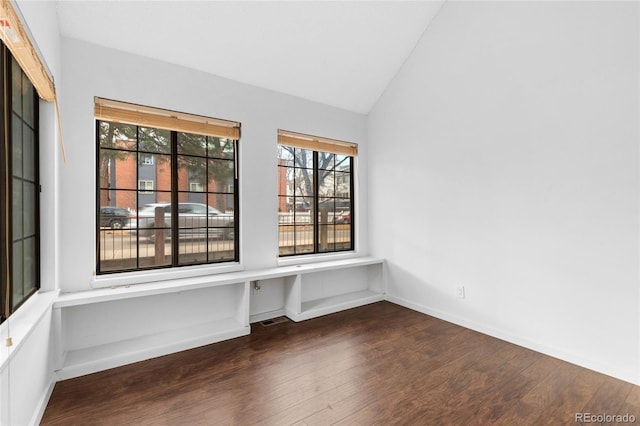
{"left": 57, "top": 318, "right": 247, "bottom": 380}
{"left": 53, "top": 256, "right": 384, "bottom": 309}
{"left": 52, "top": 257, "right": 385, "bottom": 380}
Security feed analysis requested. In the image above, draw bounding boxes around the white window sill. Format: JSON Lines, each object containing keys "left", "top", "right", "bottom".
{"left": 0, "top": 289, "right": 59, "bottom": 373}
{"left": 277, "top": 251, "right": 358, "bottom": 267}
{"left": 92, "top": 262, "right": 244, "bottom": 289}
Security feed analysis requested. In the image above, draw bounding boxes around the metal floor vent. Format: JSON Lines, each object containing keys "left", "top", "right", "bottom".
{"left": 259, "top": 316, "right": 290, "bottom": 327}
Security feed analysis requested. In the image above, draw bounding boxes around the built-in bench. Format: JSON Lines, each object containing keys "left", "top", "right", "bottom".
{"left": 52, "top": 257, "right": 385, "bottom": 380}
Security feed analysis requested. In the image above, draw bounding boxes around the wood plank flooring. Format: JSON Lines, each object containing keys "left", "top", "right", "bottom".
{"left": 41, "top": 302, "right": 638, "bottom": 425}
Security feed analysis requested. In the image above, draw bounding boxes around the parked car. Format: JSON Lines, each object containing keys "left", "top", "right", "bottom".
{"left": 335, "top": 211, "right": 351, "bottom": 224}
{"left": 99, "top": 206, "right": 130, "bottom": 229}
{"left": 318, "top": 199, "right": 351, "bottom": 211}
{"left": 131, "top": 202, "right": 234, "bottom": 242}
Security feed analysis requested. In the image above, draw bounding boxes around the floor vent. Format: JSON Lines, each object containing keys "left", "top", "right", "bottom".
{"left": 260, "top": 316, "right": 290, "bottom": 327}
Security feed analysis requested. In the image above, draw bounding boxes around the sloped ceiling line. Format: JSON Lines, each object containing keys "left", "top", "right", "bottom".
{"left": 55, "top": 1, "right": 445, "bottom": 114}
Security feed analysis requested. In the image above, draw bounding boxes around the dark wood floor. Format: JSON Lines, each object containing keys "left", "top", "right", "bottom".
{"left": 41, "top": 301, "right": 639, "bottom": 425}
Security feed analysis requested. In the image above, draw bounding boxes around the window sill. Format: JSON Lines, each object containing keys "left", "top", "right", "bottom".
{"left": 92, "top": 262, "right": 244, "bottom": 289}
{"left": 277, "top": 251, "right": 358, "bottom": 267}
{"left": 0, "top": 289, "right": 59, "bottom": 373}
{"left": 57, "top": 256, "right": 383, "bottom": 310}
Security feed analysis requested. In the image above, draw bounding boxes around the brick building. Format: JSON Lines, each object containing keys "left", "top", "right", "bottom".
{"left": 100, "top": 140, "right": 235, "bottom": 212}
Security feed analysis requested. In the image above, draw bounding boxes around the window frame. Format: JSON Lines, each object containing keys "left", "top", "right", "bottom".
{"left": 95, "top": 106, "right": 240, "bottom": 275}
{"left": 140, "top": 154, "right": 154, "bottom": 165}
{"left": 189, "top": 182, "right": 204, "bottom": 193}
{"left": 0, "top": 43, "right": 40, "bottom": 323}
{"left": 138, "top": 179, "right": 154, "bottom": 194}
{"left": 277, "top": 131, "right": 355, "bottom": 258}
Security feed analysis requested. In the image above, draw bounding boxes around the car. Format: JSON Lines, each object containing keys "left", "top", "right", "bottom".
{"left": 318, "top": 199, "right": 351, "bottom": 211}
{"left": 335, "top": 211, "right": 351, "bottom": 224}
{"left": 99, "top": 206, "right": 130, "bottom": 229}
{"left": 131, "top": 202, "right": 234, "bottom": 242}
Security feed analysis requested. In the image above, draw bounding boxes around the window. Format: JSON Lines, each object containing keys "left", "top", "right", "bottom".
{"left": 190, "top": 182, "right": 204, "bottom": 192}
{"left": 138, "top": 179, "right": 154, "bottom": 194}
{"left": 1, "top": 44, "right": 40, "bottom": 322}
{"left": 277, "top": 130, "right": 356, "bottom": 256}
{"left": 140, "top": 154, "right": 154, "bottom": 165}
{"left": 96, "top": 98, "right": 240, "bottom": 274}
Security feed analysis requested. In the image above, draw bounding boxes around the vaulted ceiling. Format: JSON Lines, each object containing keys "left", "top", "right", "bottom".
{"left": 55, "top": 1, "right": 445, "bottom": 113}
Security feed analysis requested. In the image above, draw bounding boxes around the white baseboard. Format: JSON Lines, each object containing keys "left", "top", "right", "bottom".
{"left": 385, "top": 294, "right": 639, "bottom": 386}
{"left": 29, "top": 374, "right": 56, "bottom": 426}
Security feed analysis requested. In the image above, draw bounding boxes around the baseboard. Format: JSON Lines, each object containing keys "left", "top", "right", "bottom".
{"left": 29, "top": 373, "right": 56, "bottom": 426}
{"left": 385, "top": 294, "right": 640, "bottom": 385}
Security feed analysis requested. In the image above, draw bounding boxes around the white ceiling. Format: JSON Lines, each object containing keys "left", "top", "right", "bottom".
{"left": 55, "top": 1, "right": 445, "bottom": 114}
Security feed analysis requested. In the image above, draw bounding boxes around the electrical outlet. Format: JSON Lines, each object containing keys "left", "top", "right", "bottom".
{"left": 456, "top": 285, "right": 465, "bottom": 299}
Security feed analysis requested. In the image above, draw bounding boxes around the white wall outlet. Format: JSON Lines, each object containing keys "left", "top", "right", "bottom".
{"left": 456, "top": 285, "right": 465, "bottom": 299}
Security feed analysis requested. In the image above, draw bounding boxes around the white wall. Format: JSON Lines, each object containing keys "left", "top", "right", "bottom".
{"left": 250, "top": 277, "right": 287, "bottom": 322}
{"left": 58, "top": 37, "right": 368, "bottom": 292}
{"left": 368, "top": 1, "right": 640, "bottom": 383}
{"left": 18, "top": 0, "right": 61, "bottom": 293}
{"left": 0, "top": 2, "right": 62, "bottom": 425}
{"left": 1, "top": 294, "right": 58, "bottom": 426}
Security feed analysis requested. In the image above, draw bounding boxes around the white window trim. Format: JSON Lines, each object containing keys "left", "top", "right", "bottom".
{"left": 138, "top": 179, "right": 154, "bottom": 194}
{"left": 190, "top": 182, "right": 204, "bottom": 192}
{"left": 141, "top": 154, "right": 154, "bottom": 165}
